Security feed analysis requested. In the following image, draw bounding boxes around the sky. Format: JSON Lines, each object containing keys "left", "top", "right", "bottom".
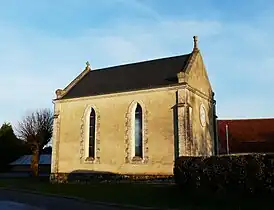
{"left": 0, "top": 0, "right": 274, "bottom": 128}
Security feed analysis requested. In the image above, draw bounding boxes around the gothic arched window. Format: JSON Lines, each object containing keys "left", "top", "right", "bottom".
{"left": 134, "top": 104, "right": 143, "bottom": 157}
{"left": 89, "top": 108, "right": 96, "bottom": 158}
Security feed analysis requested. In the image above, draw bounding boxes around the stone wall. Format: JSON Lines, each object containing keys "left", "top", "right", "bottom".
{"left": 52, "top": 86, "right": 180, "bottom": 175}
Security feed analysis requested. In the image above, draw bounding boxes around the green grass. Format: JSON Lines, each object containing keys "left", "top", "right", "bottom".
{"left": 0, "top": 178, "right": 273, "bottom": 210}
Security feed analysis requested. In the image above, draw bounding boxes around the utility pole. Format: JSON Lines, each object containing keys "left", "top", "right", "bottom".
{"left": 225, "top": 124, "right": 230, "bottom": 154}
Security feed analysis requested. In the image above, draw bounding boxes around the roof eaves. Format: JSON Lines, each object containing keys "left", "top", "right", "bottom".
{"left": 54, "top": 83, "right": 186, "bottom": 102}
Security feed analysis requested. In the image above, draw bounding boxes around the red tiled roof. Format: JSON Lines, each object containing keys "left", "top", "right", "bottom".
{"left": 217, "top": 118, "right": 274, "bottom": 154}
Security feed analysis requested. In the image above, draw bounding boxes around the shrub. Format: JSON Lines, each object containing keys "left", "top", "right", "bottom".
{"left": 174, "top": 154, "right": 274, "bottom": 195}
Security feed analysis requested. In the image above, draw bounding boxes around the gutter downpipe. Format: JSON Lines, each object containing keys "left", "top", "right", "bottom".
{"left": 212, "top": 93, "right": 218, "bottom": 155}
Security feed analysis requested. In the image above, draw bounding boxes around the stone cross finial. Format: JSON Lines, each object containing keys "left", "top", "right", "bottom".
{"left": 85, "top": 61, "right": 91, "bottom": 70}
{"left": 193, "top": 36, "right": 198, "bottom": 50}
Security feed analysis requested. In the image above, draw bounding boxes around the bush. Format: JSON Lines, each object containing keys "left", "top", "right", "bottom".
{"left": 174, "top": 154, "right": 274, "bottom": 195}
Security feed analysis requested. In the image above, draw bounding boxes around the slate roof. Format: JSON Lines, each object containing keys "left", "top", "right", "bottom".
{"left": 10, "top": 154, "right": 51, "bottom": 165}
{"left": 218, "top": 119, "right": 274, "bottom": 154}
{"left": 61, "top": 53, "right": 191, "bottom": 99}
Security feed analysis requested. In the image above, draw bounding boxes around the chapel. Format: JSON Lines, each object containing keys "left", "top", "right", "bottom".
{"left": 51, "top": 36, "right": 217, "bottom": 176}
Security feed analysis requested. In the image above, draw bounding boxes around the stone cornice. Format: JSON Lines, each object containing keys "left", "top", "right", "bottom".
{"left": 53, "top": 84, "right": 187, "bottom": 104}
{"left": 186, "top": 85, "right": 214, "bottom": 104}
{"left": 53, "top": 82, "right": 215, "bottom": 105}
{"left": 53, "top": 83, "right": 214, "bottom": 108}
{"left": 177, "top": 102, "right": 193, "bottom": 108}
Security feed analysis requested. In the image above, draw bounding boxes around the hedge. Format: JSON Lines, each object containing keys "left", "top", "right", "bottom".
{"left": 173, "top": 154, "right": 274, "bottom": 195}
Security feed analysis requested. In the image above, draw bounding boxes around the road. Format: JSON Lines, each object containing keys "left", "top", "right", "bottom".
{"left": 0, "top": 189, "right": 138, "bottom": 210}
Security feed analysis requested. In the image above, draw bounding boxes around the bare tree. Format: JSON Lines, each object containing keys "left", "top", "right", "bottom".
{"left": 17, "top": 108, "right": 53, "bottom": 177}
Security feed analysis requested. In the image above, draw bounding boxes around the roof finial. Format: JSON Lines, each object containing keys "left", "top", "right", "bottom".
{"left": 193, "top": 36, "right": 198, "bottom": 51}
{"left": 85, "top": 61, "right": 91, "bottom": 70}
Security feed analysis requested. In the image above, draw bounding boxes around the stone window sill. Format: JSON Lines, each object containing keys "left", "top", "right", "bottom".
{"left": 132, "top": 156, "right": 143, "bottom": 161}
{"left": 84, "top": 157, "right": 99, "bottom": 164}
{"left": 130, "top": 156, "right": 148, "bottom": 164}
{"left": 85, "top": 157, "right": 95, "bottom": 161}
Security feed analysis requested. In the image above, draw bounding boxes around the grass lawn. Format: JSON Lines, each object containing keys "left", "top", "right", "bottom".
{"left": 0, "top": 178, "right": 273, "bottom": 210}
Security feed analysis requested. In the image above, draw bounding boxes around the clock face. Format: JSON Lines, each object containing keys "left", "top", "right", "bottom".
{"left": 200, "top": 104, "right": 206, "bottom": 127}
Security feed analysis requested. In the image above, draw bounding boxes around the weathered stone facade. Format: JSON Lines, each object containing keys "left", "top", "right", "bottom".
{"left": 51, "top": 37, "right": 216, "bottom": 177}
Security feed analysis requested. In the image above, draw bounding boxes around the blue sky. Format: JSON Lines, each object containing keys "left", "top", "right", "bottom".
{"left": 0, "top": 0, "right": 274, "bottom": 127}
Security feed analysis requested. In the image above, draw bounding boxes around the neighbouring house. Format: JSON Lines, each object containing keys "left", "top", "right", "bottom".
{"left": 51, "top": 36, "right": 217, "bottom": 178}
{"left": 9, "top": 154, "right": 51, "bottom": 177}
{"left": 218, "top": 118, "right": 274, "bottom": 154}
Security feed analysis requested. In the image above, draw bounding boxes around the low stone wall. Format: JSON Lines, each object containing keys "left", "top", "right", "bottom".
{"left": 50, "top": 173, "right": 174, "bottom": 184}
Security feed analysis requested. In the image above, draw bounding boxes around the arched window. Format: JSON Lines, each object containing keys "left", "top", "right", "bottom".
{"left": 89, "top": 108, "right": 96, "bottom": 158}
{"left": 134, "top": 104, "right": 143, "bottom": 157}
